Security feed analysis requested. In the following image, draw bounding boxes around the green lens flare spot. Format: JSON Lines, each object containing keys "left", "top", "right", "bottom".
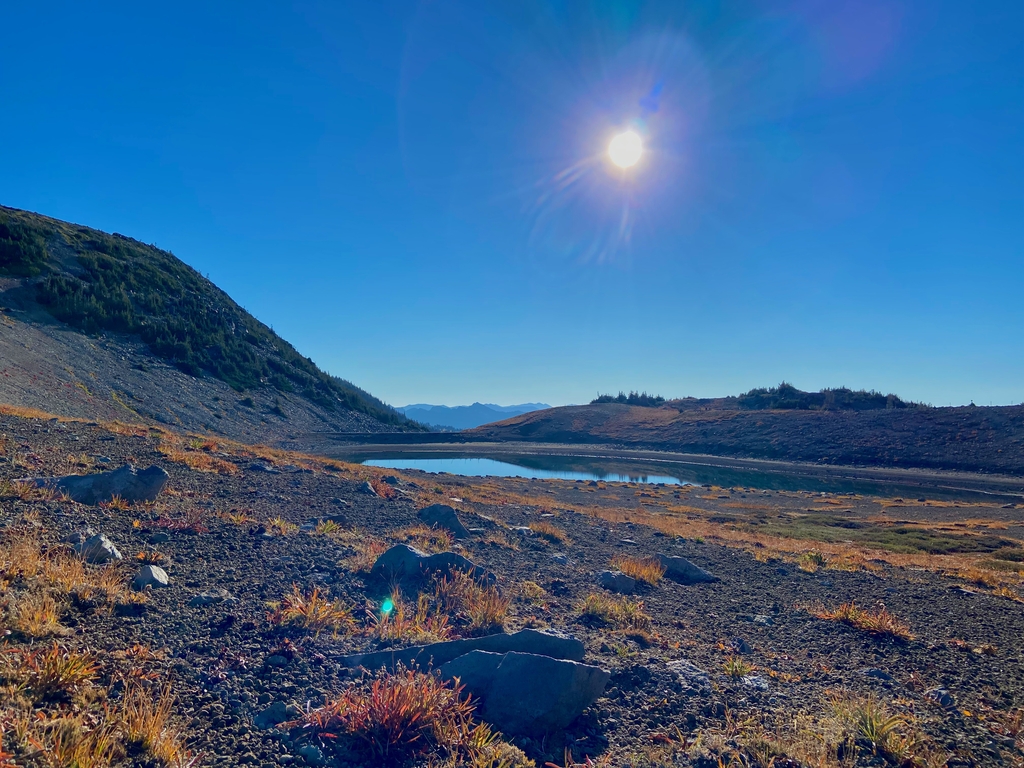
{"left": 381, "top": 598, "right": 394, "bottom": 615}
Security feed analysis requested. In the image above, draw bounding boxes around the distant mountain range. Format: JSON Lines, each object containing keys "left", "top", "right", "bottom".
{"left": 397, "top": 402, "right": 550, "bottom": 430}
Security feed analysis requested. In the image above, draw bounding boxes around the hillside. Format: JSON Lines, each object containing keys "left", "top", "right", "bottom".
{"left": 0, "top": 205, "right": 420, "bottom": 440}
{"left": 470, "top": 389, "right": 1024, "bottom": 475}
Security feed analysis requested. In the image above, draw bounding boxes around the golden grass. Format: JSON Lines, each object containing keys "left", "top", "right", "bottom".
{"left": 119, "top": 684, "right": 198, "bottom": 766}
{"left": 342, "top": 535, "right": 388, "bottom": 573}
{"left": 268, "top": 585, "right": 355, "bottom": 636}
{"left": 813, "top": 602, "right": 914, "bottom": 641}
{"left": 368, "top": 591, "right": 453, "bottom": 645}
{"left": 723, "top": 656, "right": 753, "bottom": 678}
{"left": 434, "top": 570, "right": 511, "bottom": 634}
{"left": 578, "top": 593, "right": 652, "bottom": 631}
{"left": 8, "top": 592, "right": 67, "bottom": 638}
{"left": 528, "top": 520, "right": 569, "bottom": 544}
{"left": 610, "top": 555, "right": 666, "bottom": 585}
{"left": 393, "top": 524, "right": 453, "bottom": 554}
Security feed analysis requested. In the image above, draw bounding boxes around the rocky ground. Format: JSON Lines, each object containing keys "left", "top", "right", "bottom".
{"left": 1, "top": 412, "right": 1023, "bottom": 768}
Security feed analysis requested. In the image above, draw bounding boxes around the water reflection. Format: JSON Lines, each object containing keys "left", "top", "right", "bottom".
{"left": 364, "top": 457, "right": 688, "bottom": 485}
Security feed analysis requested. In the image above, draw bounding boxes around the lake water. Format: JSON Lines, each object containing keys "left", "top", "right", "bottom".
{"left": 364, "top": 456, "right": 688, "bottom": 485}
{"left": 354, "top": 452, "right": 1006, "bottom": 500}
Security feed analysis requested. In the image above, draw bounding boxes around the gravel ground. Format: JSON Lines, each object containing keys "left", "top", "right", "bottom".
{"left": 1, "top": 413, "right": 1022, "bottom": 767}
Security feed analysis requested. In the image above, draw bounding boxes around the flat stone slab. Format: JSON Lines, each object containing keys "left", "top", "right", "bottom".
{"left": 340, "top": 628, "right": 585, "bottom": 671}
{"left": 25, "top": 464, "right": 169, "bottom": 505}
{"left": 440, "top": 650, "right": 610, "bottom": 736}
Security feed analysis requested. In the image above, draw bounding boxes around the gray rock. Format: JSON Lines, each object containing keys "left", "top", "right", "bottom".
{"left": 731, "top": 637, "right": 752, "bottom": 654}
{"left": 265, "top": 655, "right": 289, "bottom": 667}
{"left": 74, "top": 534, "right": 122, "bottom": 564}
{"left": 382, "top": 475, "right": 400, "bottom": 485}
{"left": 926, "top": 687, "right": 955, "bottom": 709}
{"left": 667, "top": 659, "right": 711, "bottom": 692}
{"left": 148, "top": 532, "right": 170, "bottom": 544}
{"left": 741, "top": 675, "right": 769, "bottom": 691}
{"left": 752, "top": 614, "right": 774, "bottom": 626}
{"left": 440, "top": 651, "right": 609, "bottom": 736}
{"left": 26, "top": 464, "right": 169, "bottom": 505}
{"left": 656, "top": 554, "right": 718, "bottom": 584}
{"left": 341, "top": 628, "right": 585, "bottom": 671}
{"left": 861, "top": 668, "right": 894, "bottom": 682}
{"left": 550, "top": 553, "right": 570, "bottom": 565}
{"left": 253, "top": 701, "right": 297, "bottom": 729}
{"left": 66, "top": 527, "right": 97, "bottom": 545}
{"left": 132, "top": 565, "right": 169, "bottom": 591}
{"left": 417, "top": 504, "right": 471, "bottom": 538}
{"left": 188, "top": 588, "right": 235, "bottom": 607}
{"left": 597, "top": 570, "right": 636, "bottom": 594}
{"left": 297, "top": 744, "right": 326, "bottom": 767}
{"left": 358, "top": 480, "right": 377, "bottom": 496}
{"left": 370, "top": 544, "right": 493, "bottom": 584}
{"left": 248, "top": 463, "right": 280, "bottom": 473}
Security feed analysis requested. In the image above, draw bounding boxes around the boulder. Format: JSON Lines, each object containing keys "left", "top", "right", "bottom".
{"left": 358, "top": 480, "right": 377, "bottom": 496}
{"left": 340, "top": 628, "right": 585, "bottom": 671}
{"left": 254, "top": 701, "right": 298, "bottom": 730}
{"left": 597, "top": 570, "right": 636, "bottom": 594}
{"left": 667, "top": 658, "right": 711, "bottom": 693}
{"left": 417, "top": 504, "right": 471, "bottom": 539}
{"left": 26, "top": 464, "right": 169, "bottom": 505}
{"left": 369, "top": 544, "right": 493, "bottom": 584}
{"left": 132, "top": 565, "right": 169, "bottom": 591}
{"left": 656, "top": 554, "right": 718, "bottom": 584}
{"left": 74, "top": 534, "right": 122, "bottom": 564}
{"left": 440, "top": 651, "right": 609, "bottom": 736}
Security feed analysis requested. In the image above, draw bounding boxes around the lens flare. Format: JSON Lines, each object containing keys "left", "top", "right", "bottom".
{"left": 609, "top": 130, "right": 642, "bottom": 168}
{"left": 381, "top": 597, "right": 394, "bottom": 615}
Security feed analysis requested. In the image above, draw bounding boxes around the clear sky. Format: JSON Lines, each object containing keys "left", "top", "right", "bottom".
{"left": 2, "top": 1, "right": 1021, "bottom": 407}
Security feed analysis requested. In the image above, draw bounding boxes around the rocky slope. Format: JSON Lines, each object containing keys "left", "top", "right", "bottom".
{"left": 0, "top": 205, "right": 420, "bottom": 442}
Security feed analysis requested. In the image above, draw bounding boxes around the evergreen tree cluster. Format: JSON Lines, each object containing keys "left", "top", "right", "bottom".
{"left": 591, "top": 391, "right": 666, "bottom": 407}
{"left": 0, "top": 212, "right": 50, "bottom": 276}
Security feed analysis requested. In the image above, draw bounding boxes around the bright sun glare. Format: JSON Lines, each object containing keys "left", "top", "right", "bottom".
{"left": 608, "top": 130, "right": 642, "bottom": 168}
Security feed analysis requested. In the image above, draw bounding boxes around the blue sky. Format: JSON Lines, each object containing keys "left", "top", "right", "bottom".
{"left": 2, "top": 1, "right": 1021, "bottom": 407}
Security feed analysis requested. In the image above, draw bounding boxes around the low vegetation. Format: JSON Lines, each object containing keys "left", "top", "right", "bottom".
{"left": 291, "top": 667, "right": 532, "bottom": 767}
{"left": 610, "top": 555, "right": 666, "bottom": 585}
{"left": 813, "top": 602, "right": 914, "bottom": 641}
{"left": 578, "top": 593, "right": 652, "bottom": 631}
{"left": 268, "top": 585, "right": 355, "bottom": 636}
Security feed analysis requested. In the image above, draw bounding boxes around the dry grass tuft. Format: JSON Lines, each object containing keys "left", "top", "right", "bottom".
{"left": 369, "top": 477, "right": 397, "bottom": 500}
{"left": 798, "top": 550, "right": 828, "bottom": 573}
{"left": 393, "top": 524, "right": 453, "bottom": 554}
{"left": 434, "top": 570, "right": 511, "bottom": 635}
{"left": 7, "top": 592, "right": 67, "bottom": 638}
{"left": 528, "top": 520, "right": 569, "bottom": 544}
{"left": 578, "top": 593, "right": 652, "bottom": 631}
{"left": 268, "top": 585, "right": 355, "bottom": 636}
{"left": 6, "top": 643, "right": 99, "bottom": 702}
{"left": 611, "top": 555, "right": 666, "bottom": 585}
{"left": 723, "top": 656, "right": 753, "bottom": 678}
{"left": 265, "top": 517, "right": 297, "bottom": 536}
{"left": 291, "top": 667, "right": 530, "bottom": 766}
{"left": 368, "top": 591, "right": 453, "bottom": 645}
{"left": 343, "top": 535, "right": 388, "bottom": 573}
{"left": 814, "top": 601, "right": 914, "bottom": 641}
{"left": 120, "top": 683, "right": 199, "bottom": 766}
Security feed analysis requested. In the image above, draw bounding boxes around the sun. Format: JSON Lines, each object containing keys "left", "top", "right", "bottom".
{"left": 608, "top": 130, "right": 642, "bottom": 168}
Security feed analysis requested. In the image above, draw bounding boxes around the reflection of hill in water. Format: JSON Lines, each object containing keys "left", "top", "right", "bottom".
{"left": 355, "top": 452, "right": 1011, "bottom": 502}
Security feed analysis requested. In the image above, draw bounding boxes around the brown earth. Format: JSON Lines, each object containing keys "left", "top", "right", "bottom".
{"left": 469, "top": 402, "right": 1024, "bottom": 476}
{"left": 2, "top": 411, "right": 1023, "bottom": 767}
